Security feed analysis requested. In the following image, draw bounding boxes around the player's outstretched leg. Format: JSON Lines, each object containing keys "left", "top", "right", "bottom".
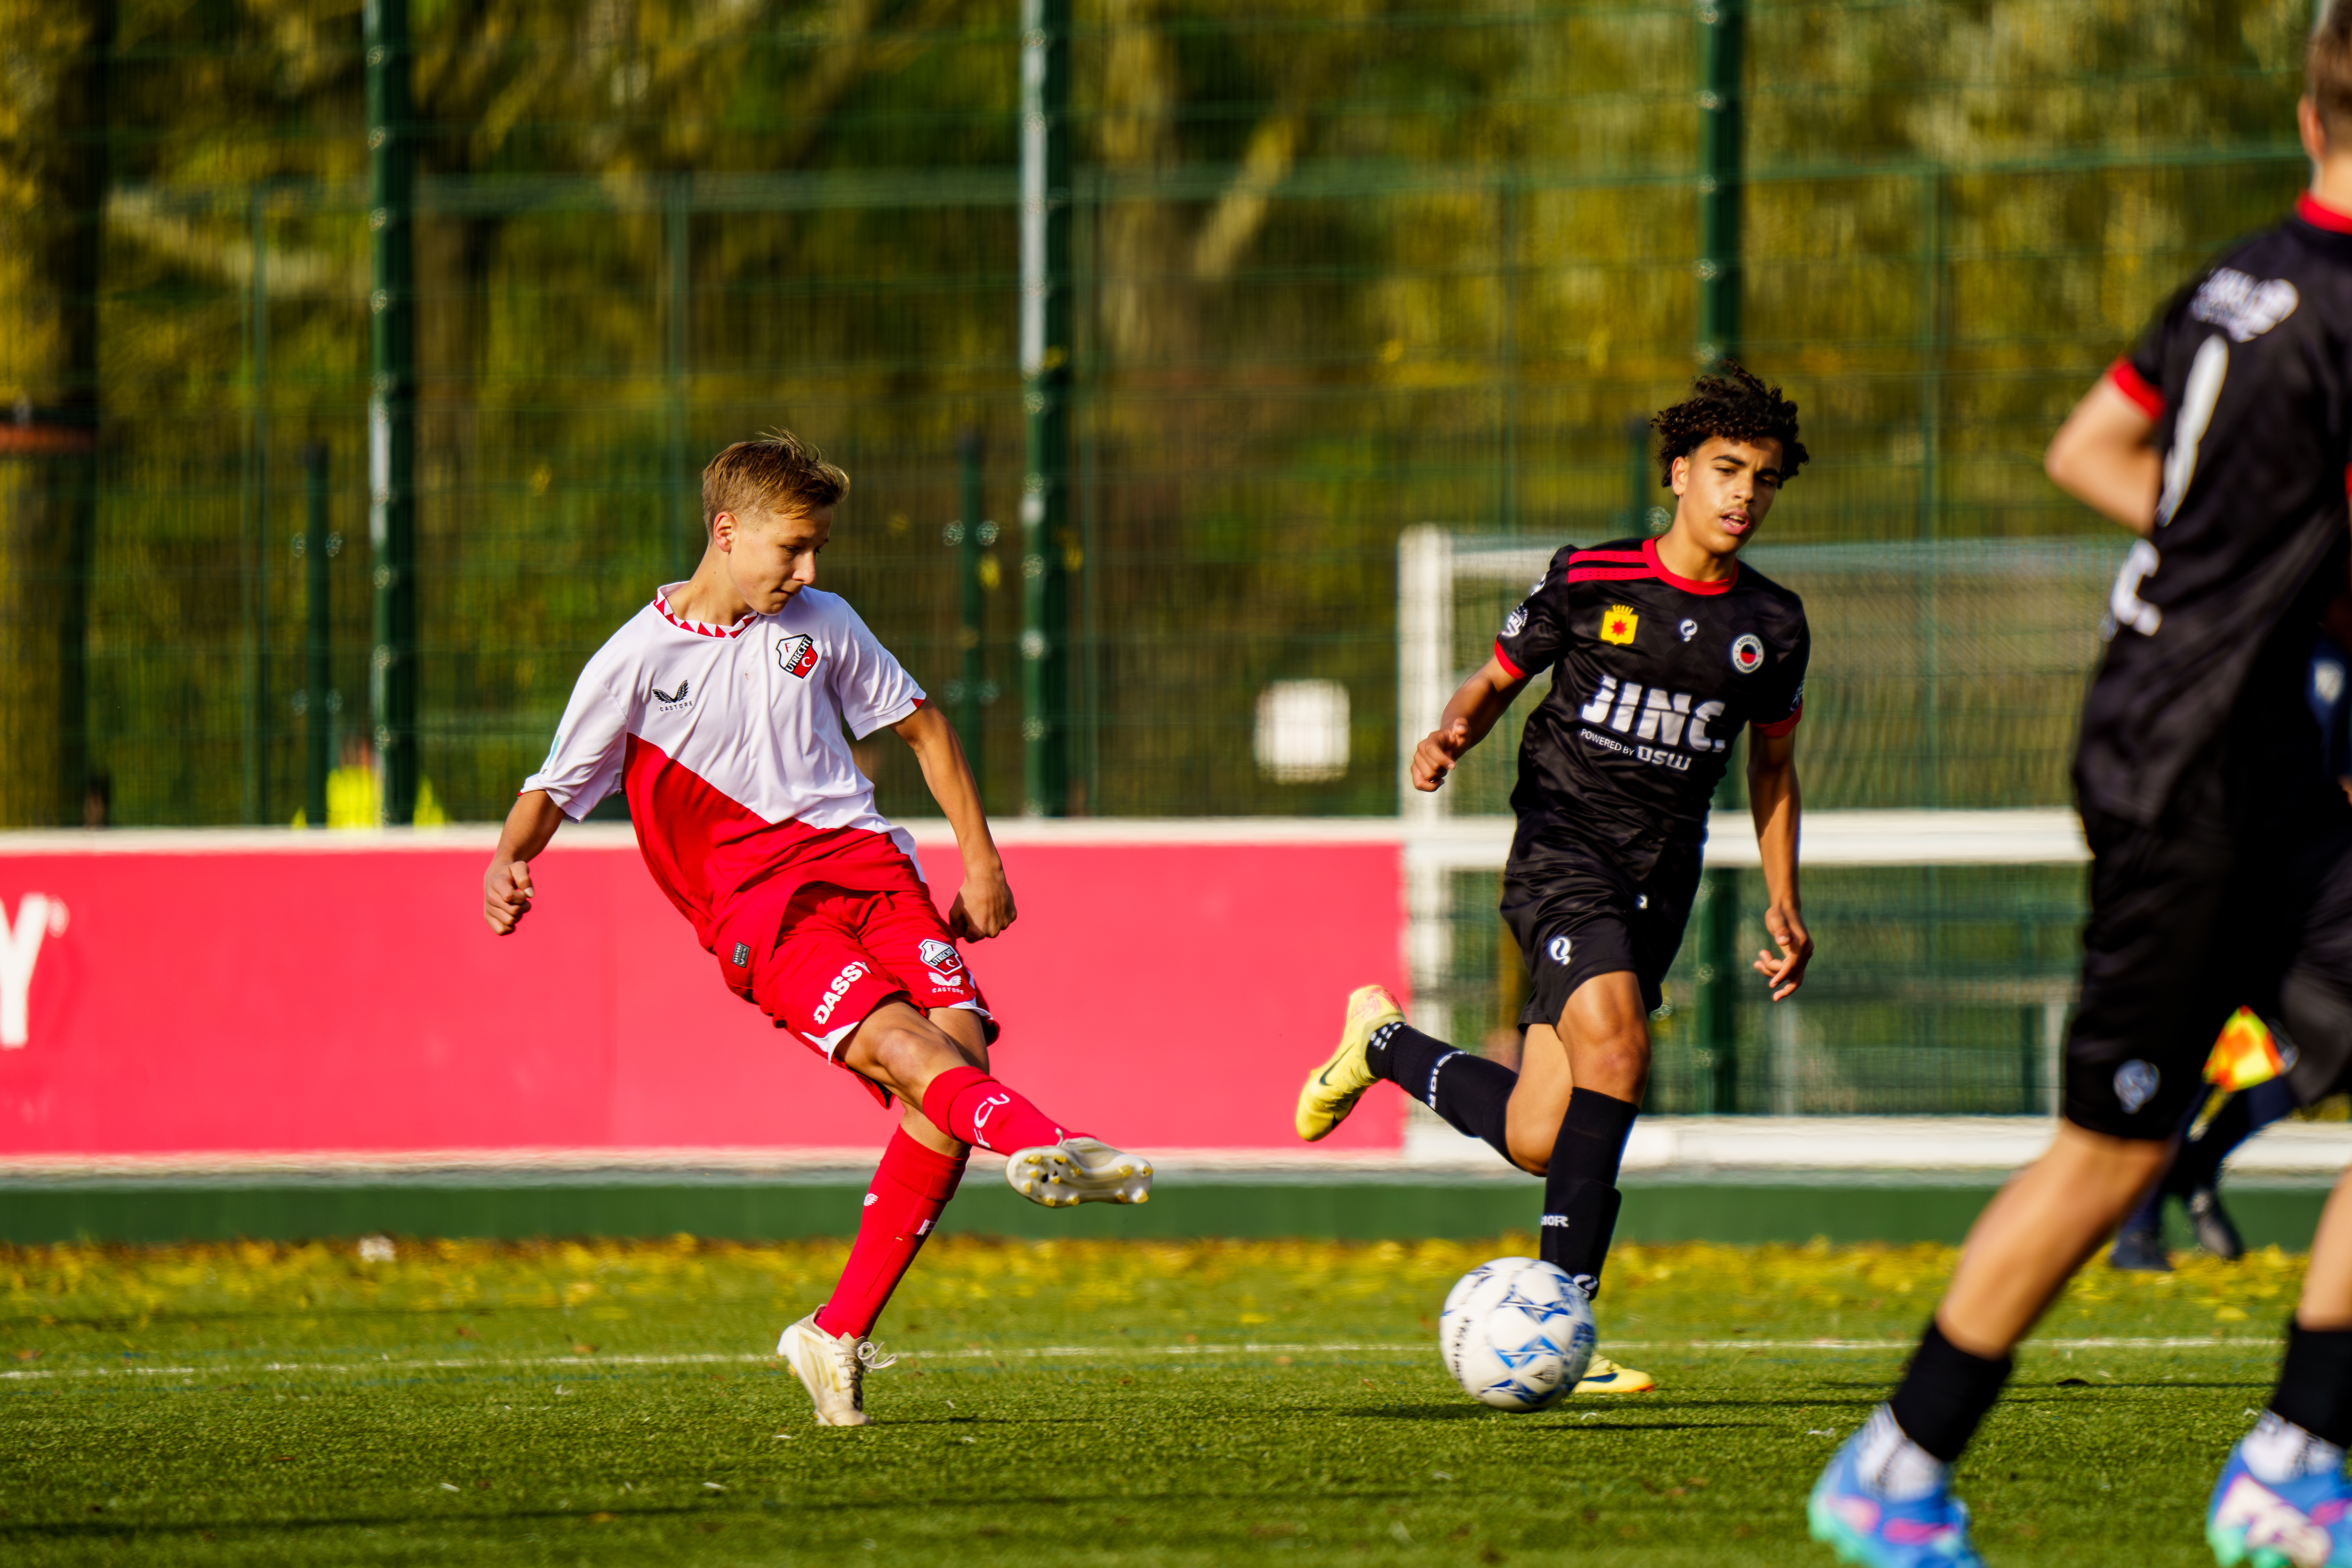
{"left": 778, "top": 1126, "right": 968, "bottom": 1425}
{"left": 918, "top": 1063, "right": 1153, "bottom": 1207}
{"left": 1295, "top": 984, "right": 1520, "bottom": 1161}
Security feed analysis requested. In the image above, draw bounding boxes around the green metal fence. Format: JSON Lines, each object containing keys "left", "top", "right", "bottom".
{"left": 0, "top": 0, "right": 2317, "bottom": 828}
{"left": 0, "top": 0, "right": 2330, "bottom": 1112}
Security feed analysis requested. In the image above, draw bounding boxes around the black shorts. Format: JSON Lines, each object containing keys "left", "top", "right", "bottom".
{"left": 2066, "top": 768, "right": 2352, "bottom": 1138}
{"left": 1502, "top": 832, "right": 1702, "bottom": 1026}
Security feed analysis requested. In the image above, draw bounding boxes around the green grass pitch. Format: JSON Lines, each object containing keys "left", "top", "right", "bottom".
{"left": 0, "top": 1232, "right": 2312, "bottom": 1564}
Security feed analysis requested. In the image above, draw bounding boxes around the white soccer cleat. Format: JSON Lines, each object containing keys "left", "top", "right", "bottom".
{"left": 777, "top": 1311, "right": 895, "bottom": 1426}
{"left": 1003, "top": 1136, "right": 1154, "bottom": 1207}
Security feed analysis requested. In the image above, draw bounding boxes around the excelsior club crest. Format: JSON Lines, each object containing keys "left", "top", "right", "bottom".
{"left": 1730, "top": 633, "right": 1765, "bottom": 674}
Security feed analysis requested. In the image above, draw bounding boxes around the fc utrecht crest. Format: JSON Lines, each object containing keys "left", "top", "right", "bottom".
{"left": 777, "top": 634, "right": 819, "bottom": 678}
{"left": 919, "top": 938, "right": 963, "bottom": 974}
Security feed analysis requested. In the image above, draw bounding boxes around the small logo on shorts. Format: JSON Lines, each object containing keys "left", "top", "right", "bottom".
{"left": 731, "top": 942, "right": 752, "bottom": 968}
{"left": 1731, "top": 633, "right": 1765, "bottom": 674}
{"left": 2115, "top": 1059, "right": 2160, "bottom": 1115}
{"left": 1546, "top": 935, "right": 1572, "bottom": 964}
{"left": 919, "top": 938, "right": 963, "bottom": 974}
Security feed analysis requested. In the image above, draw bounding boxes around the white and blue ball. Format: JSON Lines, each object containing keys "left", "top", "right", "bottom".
{"left": 1438, "top": 1256, "right": 1597, "bottom": 1410}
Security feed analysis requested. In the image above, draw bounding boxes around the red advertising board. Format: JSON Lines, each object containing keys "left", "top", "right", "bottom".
{"left": 0, "top": 825, "right": 1408, "bottom": 1160}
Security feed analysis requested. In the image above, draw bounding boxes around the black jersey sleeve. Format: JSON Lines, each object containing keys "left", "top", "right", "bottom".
{"left": 1753, "top": 622, "right": 1810, "bottom": 738}
{"left": 2111, "top": 281, "right": 2197, "bottom": 420}
{"left": 1492, "top": 546, "right": 1577, "bottom": 681}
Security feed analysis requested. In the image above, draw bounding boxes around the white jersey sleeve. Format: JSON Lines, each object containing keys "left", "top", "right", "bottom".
{"left": 522, "top": 642, "right": 633, "bottom": 820}
{"left": 826, "top": 599, "right": 925, "bottom": 738}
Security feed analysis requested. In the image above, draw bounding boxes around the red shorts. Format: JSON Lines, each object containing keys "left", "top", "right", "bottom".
{"left": 720, "top": 883, "right": 995, "bottom": 1066}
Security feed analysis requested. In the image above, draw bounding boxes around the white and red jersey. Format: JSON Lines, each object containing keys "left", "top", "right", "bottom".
{"left": 524, "top": 584, "right": 930, "bottom": 952}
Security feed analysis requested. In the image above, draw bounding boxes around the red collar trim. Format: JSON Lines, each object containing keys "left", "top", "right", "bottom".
{"left": 654, "top": 586, "right": 758, "bottom": 639}
{"left": 1642, "top": 536, "right": 1737, "bottom": 596}
{"left": 2298, "top": 192, "right": 2352, "bottom": 234}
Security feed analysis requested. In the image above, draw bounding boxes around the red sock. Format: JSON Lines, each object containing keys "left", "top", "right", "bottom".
{"left": 813, "top": 1128, "right": 967, "bottom": 1341}
{"left": 920, "top": 1064, "right": 1078, "bottom": 1154}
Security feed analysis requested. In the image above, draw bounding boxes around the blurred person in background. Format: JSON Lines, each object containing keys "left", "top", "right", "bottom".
{"left": 1811, "top": 10, "right": 2352, "bottom": 1562}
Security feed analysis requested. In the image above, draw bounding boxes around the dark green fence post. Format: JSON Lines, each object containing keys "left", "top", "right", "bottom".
{"left": 303, "top": 444, "right": 331, "bottom": 828}
{"left": 1019, "top": 0, "right": 1071, "bottom": 817}
{"left": 955, "top": 429, "right": 989, "bottom": 794}
{"left": 667, "top": 171, "right": 692, "bottom": 574}
{"left": 241, "top": 183, "right": 272, "bottom": 826}
{"left": 1694, "top": 0, "right": 1747, "bottom": 1105}
{"left": 1696, "top": 0, "right": 1744, "bottom": 368}
{"left": 367, "top": 0, "right": 418, "bottom": 825}
{"left": 1697, "top": 865, "right": 1742, "bottom": 1111}
{"left": 1626, "top": 414, "right": 1653, "bottom": 534}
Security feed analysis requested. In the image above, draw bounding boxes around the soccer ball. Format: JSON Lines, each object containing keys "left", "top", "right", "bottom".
{"left": 1438, "top": 1256, "right": 1597, "bottom": 1411}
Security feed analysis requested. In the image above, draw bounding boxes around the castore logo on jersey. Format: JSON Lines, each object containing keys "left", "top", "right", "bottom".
{"left": 778, "top": 635, "right": 820, "bottom": 678}
{"left": 651, "top": 679, "right": 693, "bottom": 710}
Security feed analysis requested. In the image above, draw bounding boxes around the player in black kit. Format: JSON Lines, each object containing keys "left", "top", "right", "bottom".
{"left": 1294, "top": 363, "right": 1815, "bottom": 1395}
{"left": 1811, "top": 12, "right": 2352, "bottom": 1565}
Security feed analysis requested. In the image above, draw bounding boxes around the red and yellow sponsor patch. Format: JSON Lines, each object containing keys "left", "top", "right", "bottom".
{"left": 2205, "top": 1006, "right": 2288, "bottom": 1091}
{"left": 1600, "top": 605, "right": 1639, "bottom": 646}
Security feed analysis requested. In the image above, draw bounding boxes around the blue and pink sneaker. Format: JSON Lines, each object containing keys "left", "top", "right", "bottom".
{"left": 1808, "top": 1429, "right": 1984, "bottom": 1568}
{"left": 2209, "top": 1440, "right": 2352, "bottom": 1567}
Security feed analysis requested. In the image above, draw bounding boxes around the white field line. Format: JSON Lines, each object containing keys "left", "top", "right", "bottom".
{"left": 0, "top": 1336, "right": 2281, "bottom": 1382}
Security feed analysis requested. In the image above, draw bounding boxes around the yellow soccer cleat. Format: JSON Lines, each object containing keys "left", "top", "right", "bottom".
{"left": 1295, "top": 984, "right": 1405, "bottom": 1142}
{"left": 1574, "top": 1354, "right": 1655, "bottom": 1394}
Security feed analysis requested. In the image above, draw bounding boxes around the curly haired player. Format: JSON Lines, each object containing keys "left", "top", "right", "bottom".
{"left": 481, "top": 433, "right": 1152, "bottom": 1428}
{"left": 1295, "top": 363, "right": 1815, "bottom": 1396}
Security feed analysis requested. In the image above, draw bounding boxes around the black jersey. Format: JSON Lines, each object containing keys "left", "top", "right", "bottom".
{"left": 2079, "top": 194, "right": 2352, "bottom": 825}
{"left": 1492, "top": 535, "right": 1809, "bottom": 872}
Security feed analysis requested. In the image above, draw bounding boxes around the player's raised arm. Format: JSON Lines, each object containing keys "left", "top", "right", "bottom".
{"left": 1747, "top": 727, "right": 1810, "bottom": 1000}
{"left": 482, "top": 788, "right": 567, "bottom": 934}
{"left": 1412, "top": 656, "right": 1530, "bottom": 792}
{"left": 893, "top": 702, "right": 1014, "bottom": 942}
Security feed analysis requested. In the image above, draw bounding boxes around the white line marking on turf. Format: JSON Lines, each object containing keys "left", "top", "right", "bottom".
{"left": 0, "top": 1336, "right": 2283, "bottom": 1382}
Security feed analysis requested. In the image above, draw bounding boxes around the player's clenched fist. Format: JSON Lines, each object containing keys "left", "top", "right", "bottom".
{"left": 1413, "top": 717, "right": 1474, "bottom": 791}
{"left": 483, "top": 858, "right": 534, "bottom": 935}
{"left": 948, "top": 862, "right": 1016, "bottom": 942}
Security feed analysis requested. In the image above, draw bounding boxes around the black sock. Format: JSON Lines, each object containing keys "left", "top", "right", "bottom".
{"left": 1538, "top": 1088, "right": 1638, "bottom": 1296}
{"left": 1886, "top": 1319, "right": 2014, "bottom": 1463}
{"left": 1366, "top": 1021, "right": 1517, "bottom": 1165}
{"left": 2270, "top": 1317, "right": 2352, "bottom": 1447}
